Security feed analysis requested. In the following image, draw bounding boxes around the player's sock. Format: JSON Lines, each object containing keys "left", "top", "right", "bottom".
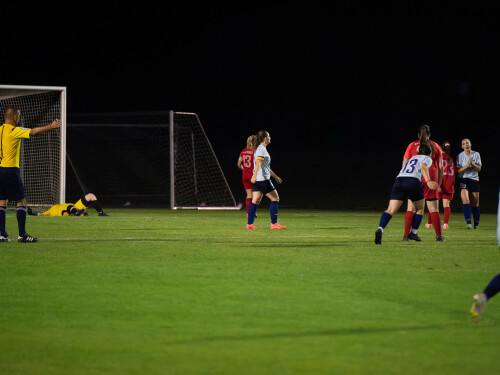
{"left": 412, "top": 213, "right": 423, "bottom": 231}
{"left": 427, "top": 213, "right": 432, "bottom": 225}
{"left": 483, "top": 273, "right": 500, "bottom": 300}
{"left": 444, "top": 206, "right": 451, "bottom": 224}
{"left": 404, "top": 211, "right": 414, "bottom": 236}
{"left": 247, "top": 203, "right": 257, "bottom": 225}
{"left": 472, "top": 206, "right": 480, "bottom": 227}
{"left": 430, "top": 212, "right": 442, "bottom": 236}
{"left": 462, "top": 204, "right": 472, "bottom": 224}
{"left": 0, "top": 207, "right": 7, "bottom": 237}
{"left": 378, "top": 212, "right": 392, "bottom": 230}
{"left": 16, "top": 206, "right": 27, "bottom": 237}
{"left": 90, "top": 200, "right": 105, "bottom": 214}
{"left": 245, "top": 198, "right": 252, "bottom": 213}
{"left": 269, "top": 201, "right": 279, "bottom": 224}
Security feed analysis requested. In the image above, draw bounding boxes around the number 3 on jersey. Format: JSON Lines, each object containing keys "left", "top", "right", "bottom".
{"left": 403, "top": 159, "right": 418, "bottom": 173}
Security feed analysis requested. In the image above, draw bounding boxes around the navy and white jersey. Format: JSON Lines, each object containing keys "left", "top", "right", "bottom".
{"left": 254, "top": 145, "right": 271, "bottom": 181}
{"left": 397, "top": 155, "right": 432, "bottom": 180}
{"left": 456, "top": 151, "right": 481, "bottom": 180}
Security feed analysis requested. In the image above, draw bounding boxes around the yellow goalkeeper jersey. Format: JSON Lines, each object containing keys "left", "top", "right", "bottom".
{"left": 41, "top": 203, "right": 73, "bottom": 216}
{"left": 41, "top": 199, "right": 87, "bottom": 216}
{"left": 0, "top": 124, "right": 31, "bottom": 168}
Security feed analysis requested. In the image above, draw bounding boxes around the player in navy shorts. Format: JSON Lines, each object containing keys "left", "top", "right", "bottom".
{"left": 375, "top": 144, "right": 443, "bottom": 244}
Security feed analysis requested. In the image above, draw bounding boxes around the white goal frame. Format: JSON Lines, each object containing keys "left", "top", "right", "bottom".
{"left": 0, "top": 84, "right": 66, "bottom": 205}
{"left": 169, "top": 111, "right": 240, "bottom": 210}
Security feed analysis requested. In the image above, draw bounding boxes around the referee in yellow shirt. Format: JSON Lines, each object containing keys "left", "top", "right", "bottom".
{"left": 0, "top": 106, "right": 61, "bottom": 243}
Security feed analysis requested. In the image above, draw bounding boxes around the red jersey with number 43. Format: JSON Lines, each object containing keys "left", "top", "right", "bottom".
{"left": 240, "top": 148, "right": 255, "bottom": 178}
{"left": 441, "top": 154, "right": 457, "bottom": 193}
{"left": 403, "top": 140, "right": 443, "bottom": 170}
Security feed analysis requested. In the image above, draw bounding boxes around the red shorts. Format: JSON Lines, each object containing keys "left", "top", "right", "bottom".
{"left": 437, "top": 189, "right": 454, "bottom": 201}
{"left": 421, "top": 167, "right": 439, "bottom": 200}
{"left": 242, "top": 175, "right": 253, "bottom": 190}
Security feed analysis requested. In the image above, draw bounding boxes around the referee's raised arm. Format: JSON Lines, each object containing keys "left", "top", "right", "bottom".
{"left": 29, "top": 120, "right": 61, "bottom": 136}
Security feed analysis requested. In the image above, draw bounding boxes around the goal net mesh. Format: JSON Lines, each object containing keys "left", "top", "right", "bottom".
{"left": 66, "top": 112, "right": 237, "bottom": 208}
{"left": 0, "top": 87, "right": 63, "bottom": 207}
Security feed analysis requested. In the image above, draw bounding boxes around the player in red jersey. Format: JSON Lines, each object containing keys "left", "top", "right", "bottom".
{"left": 425, "top": 141, "right": 456, "bottom": 229}
{"left": 402, "top": 125, "right": 444, "bottom": 241}
{"left": 237, "top": 135, "right": 256, "bottom": 215}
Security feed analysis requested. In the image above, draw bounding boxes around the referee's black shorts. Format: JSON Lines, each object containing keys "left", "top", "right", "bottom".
{"left": 0, "top": 167, "right": 25, "bottom": 201}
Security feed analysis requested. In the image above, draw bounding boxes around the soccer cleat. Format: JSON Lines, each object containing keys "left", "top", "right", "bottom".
{"left": 270, "top": 222, "right": 287, "bottom": 229}
{"left": 425, "top": 223, "right": 432, "bottom": 229}
{"left": 470, "top": 293, "right": 487, "bottom": 322}
{"left": 408, "top": 232, "right": 422, "bottom": 242}
{"left": 375, "top": 229, "right": 382, "bottom": 245}
{"left": 442, "top": 223, "right": 449, "bottom": 229}
{"left": 474, "top": 225, "right": 478, "bottom": 230}
{"left": 466, "top": 224, "right": 472, "bottom": 229}
{"left": 18, "top": 233, "right": 39, "bottom": 243}
{"left": 98, "top": 212, "right": 109, "bottom": 216}
{"left": 436, "top": 236, "right": 445, "bottom": 242}
{"left": 0, "top": 236, "right": 12, "bottom": 242}
{"left": 403, "top": 235, "right": 409, "bottom": 242}
{"left": 246, "top": 224, "right": 259, "bottom": 229}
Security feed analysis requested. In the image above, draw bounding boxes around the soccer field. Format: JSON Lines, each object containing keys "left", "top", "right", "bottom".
{"left": 0, "top": 209, "right": 498, "bottom": 374}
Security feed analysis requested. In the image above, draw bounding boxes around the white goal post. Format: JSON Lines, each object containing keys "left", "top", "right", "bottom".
{"left": 0, "top": 84, "right": 66, "bottom": 207}
{"left": 66, "top": 110, "right": 241, "bottom": 210}
{"left": 169, "top": 111, "right": 241, "bottom": 210}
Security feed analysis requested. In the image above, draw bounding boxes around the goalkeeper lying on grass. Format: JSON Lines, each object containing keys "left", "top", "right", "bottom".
{"left": 28, "top": 193, "right": 108, "bottom": 217}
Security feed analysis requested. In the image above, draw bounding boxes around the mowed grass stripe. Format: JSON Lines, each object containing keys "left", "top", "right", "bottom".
{"left": 0, "top": 209, "right": 498, "bottom": 375}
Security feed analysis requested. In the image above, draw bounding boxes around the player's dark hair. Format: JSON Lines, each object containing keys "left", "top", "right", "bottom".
{"left": 441, "top": 140, "right": 451, "bottom": 156}
{"left": 253, "top": 130, "right": 269, "bottom": 148}
{"left": 418, "top": 143, "right": 432, "bottom": 156}
{"left": 4, "top": 105, "right": 19, "bottom": 120}
{"left": 419, "top": 125, "right": 435, "bottom": 153}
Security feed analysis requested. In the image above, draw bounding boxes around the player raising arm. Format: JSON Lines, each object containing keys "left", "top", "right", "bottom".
{"left": 246, "top": 130, "right": 285, "bottom": 230}
{"left": 375, "top": 143, "right": 442, "bottom": 244}
{"left": 0, "top": 106, "right": 61, "bottom": 242}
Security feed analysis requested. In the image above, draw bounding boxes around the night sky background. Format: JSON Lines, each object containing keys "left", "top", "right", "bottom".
{"left": 3, "top": 3, "right": 499, "bottom": 211}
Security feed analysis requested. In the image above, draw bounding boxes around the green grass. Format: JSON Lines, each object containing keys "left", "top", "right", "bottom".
{"left": 0, "top": 208, "right": 499, "bottom": 374}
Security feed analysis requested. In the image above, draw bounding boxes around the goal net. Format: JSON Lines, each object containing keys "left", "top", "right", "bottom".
{"left": 0, "top": 85, "right": 66, "bottom": 207}
{"left": 66, "top": 111, "right": 239, "bottom": 209}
